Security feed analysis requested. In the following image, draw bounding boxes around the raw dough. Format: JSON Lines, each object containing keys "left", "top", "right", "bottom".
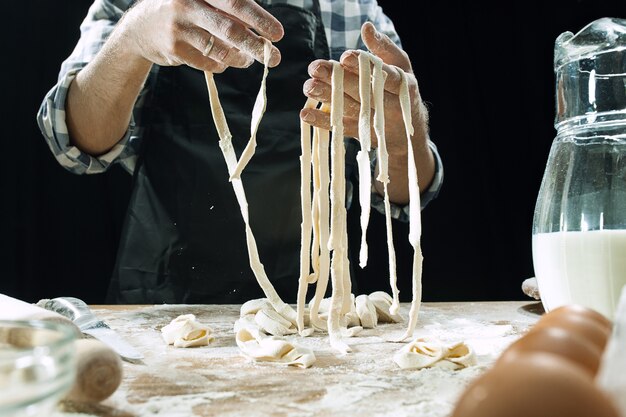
{"left": 522, "top": 277, "right": 541, "bottom": 300}
{"left": 235, "top": 306, "right": 315, "bottom": 368}
{"left": 229, "top": 39, "right": 271, "bottom": 180}
{"left": 204, "top": 42, "right": 427, "bottom": 355}
{"left": 204, "top": 70, "right": 297, "bottom": 326}
{"left": 161, "top": 314, "right": 213, "bottom": 348}
{"left": 397, "top": 69, "right": 424, "bottom": 342}
{"left": 327, "top": 61, "right": 351, "bottom": 354}
{"left": 393, "top": 337, "right": 476, "bottom": 370}
{"left": 371, "top": 55, "right": 400, "bottom": 318}
{"left": 316, "top": 291, "right": 403, "bottom": 329}
{"left": 255, "top": 308, "right": 297, "bottom": 337}
{"left": 295, "top": 52, "right": 424, "bottom": 351}
{"left": 240, "top": 299, "right": 311, "bottom": 337}
{"left": 296, "top": 98, "right": 318, "bottom": 335}
{"left": 307, "top": 125, "right": 332, "bottom": 332}
{"left": 355, "top": 294, "right": 377, "bottom": 328}
{"left": 235, "top": 319, "right": 315, "bottom": 368}
{"left": 368, "top": 291, "right": 403, "bottom": 323}
{"left": 356, "top": 51, "right": 373, "bottom": 268}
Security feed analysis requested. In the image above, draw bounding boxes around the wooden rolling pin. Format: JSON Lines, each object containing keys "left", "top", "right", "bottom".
{"left": 64, "top": 338, "right": 123, "bottom": 403}
{"left": 0, "top": 293, "right": 123, "bottom": 403}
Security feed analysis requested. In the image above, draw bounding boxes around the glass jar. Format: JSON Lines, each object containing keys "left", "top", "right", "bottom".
{"left": 532, "top": 17, "right": 626, "bottom": 320}
{"left": 0, "top": 320, "right": 77, "bottom": 417}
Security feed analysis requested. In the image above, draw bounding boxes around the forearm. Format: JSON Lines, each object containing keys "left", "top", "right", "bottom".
{"left": 374, "top": 106, "right": 435, "bottom": 205}
{"left": 66, "top": 23, "right": 152, "bottom": 156}
{"left": 375, "top": 142, "right": 434, "bottom": 205}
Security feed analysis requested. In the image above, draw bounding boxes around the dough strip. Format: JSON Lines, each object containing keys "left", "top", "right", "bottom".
{"left": 204, "top": 71, "right": 297, "bottom": 325}
{"left": 308, "top": 124, "right": 332, "bottom": 331}
{"left": 371, "top": 55, "right": 400, "bottom": 316}
{"left": 356, "top": 52, "right": 373, "bottom": 268}
{"left": 309, "top": 125, "right": 321, "bottom": 284}
{"left": 229, "top": 39, "right": 271, "bottom": 181}
{"left": 397, "top": 70, "right": 423, "bottom": 340}
{"left": 327, "top": 62, "right": 351, "bottom": 353}
{"left": 296, "top": 98, "right": 318, "bottom": 334}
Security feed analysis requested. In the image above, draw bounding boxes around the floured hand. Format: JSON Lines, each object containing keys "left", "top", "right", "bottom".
{"left": 117, "top": 0, "right": 283, "bottom": 73}
{"left": 300, "top": 23, "right": 433, "bottom": 203}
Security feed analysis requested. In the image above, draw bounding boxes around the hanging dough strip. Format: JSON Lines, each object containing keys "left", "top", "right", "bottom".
{"left": 204, "top": 71, "right": 297, "bottom": 325}
{"left": 296, "top": 98, "right": 318, "bottom": 334}
{"left": 370, "top": 55, "right": 400, "bottom": 316}
{"left": 326, "top": 61, "right": 351, "bottom": 353}
{"left": 229, "top": 39, "right": 272, "bottom": 181}
{"left": 203, "top": 40, "right": 423, "bottom": 352}
{"left": 356, "top": 52, "right": 373, "bottom": 269}
{"left": 308, "top": 123, "right": 332, "bottom": 331}
{"left": 397, "top": 69, "right": 423, "bottom": 340}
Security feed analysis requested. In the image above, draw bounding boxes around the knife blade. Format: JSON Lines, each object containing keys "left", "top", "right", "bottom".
{"left": 39, "top": 296, "right": 144, "bottom": 361}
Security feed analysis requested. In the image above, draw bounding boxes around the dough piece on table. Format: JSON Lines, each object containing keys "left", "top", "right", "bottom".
{"left": 368, "top": 291, "right": 404, "bottom": 323}
{"left": 393, "top": 337, "right": 476, "bottom": 370}
{"left": 240, "top": 299, "right": 312, "bottom": 338}
{"left": 315, "top": 291, "right": 400, "bottom": 330}
{"left": 355, "top": 294, "right": 377, "bottom": 329}
{"left": 521, "top": 277, "right": 541, "bottom": 300}
{"left": 234, "top": 315, "right": 265, "bottom": 340}
{"left": 161, "top": 314, "right": 214, "bottom": 348}
{"left": 240, "top": 298, "right": 273, "bottom": 317}
{"left": 234, "top": 316, "right": 315, "bottom": 368}
{"left": 255, "top": 308, "right": 297, "bottom": 337}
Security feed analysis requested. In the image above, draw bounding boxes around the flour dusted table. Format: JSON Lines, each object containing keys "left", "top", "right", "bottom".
{"left": 54, "top": 301, "right": 542, "bottom": 417}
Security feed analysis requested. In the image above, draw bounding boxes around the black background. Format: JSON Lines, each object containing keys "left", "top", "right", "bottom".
{"left": 1, "top": 1, "right": 624, "bottom": 304}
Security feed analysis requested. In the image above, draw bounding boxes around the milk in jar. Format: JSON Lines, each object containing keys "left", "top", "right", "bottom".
{"left": 533, "top": 230, "right": 626, "bottom": 318}
{"left": 532, "top": 18, "right": 626, "bottom": 320}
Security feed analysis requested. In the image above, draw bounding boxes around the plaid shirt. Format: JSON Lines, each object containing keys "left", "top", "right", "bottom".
{"left": 37, "top": 0, "right": 443, "bottom": 222}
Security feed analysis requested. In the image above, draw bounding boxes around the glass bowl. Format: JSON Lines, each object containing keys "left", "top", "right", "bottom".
{"left": 0, "top": 320, "right": 77, "bottom": 417}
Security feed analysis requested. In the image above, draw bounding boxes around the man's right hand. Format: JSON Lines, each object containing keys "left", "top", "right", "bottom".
{"left": 66, "top": 0, "right": 284, "bottom": 156}
{"left": 120, "top": 0, "right": 284, "bottom": 72}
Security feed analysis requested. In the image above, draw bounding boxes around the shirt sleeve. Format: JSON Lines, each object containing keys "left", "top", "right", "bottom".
{"left": 36, "top": 0, "right": 139, "bottom": 175}
{"left": 321, "top": 0, "right": 401, "bottom": 58}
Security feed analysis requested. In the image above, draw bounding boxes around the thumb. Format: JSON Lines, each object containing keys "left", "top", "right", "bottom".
{"left": 361, "top": 21, "right": 412, "bottom": 73}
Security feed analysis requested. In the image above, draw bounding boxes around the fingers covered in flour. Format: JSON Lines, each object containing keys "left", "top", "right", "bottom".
{"left": 119, "top": 0, "right": 282, "bottom": 72}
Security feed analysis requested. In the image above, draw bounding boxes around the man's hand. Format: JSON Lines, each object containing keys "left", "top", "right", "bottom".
{"left": 67, "top": 0, "right": 285, "bottom": 156}
{"left": 120, "top": 0, "right": 284, "bottom": 72}
{"left": 300, "top": 22, "right": 434, "bottom": 204}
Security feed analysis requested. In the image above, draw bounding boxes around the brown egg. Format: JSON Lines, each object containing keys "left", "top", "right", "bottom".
{"left": 497, "top": 326, "right": 602, "bottom": 376}
{"left": 531, "top": 310, "right": 611, "bottom": 351}
{"left": 451, "top": 352, "right": 621, "bottom": 417}
{"left": 543, "top": 304, "right": 613, "bottom": 331}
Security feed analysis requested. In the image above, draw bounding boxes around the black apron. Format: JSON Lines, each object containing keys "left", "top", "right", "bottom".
{"left": 107, "top": 3, "right": 330, "bottom": 304}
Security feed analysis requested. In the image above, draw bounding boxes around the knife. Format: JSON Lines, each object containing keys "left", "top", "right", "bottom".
{"left": 39, "top": 296, "right": 144, "bottom": 361}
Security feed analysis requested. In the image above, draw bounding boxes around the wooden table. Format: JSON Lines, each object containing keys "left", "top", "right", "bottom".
{"left": 55, "top": 301, "right": 543, "bottom": 417}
